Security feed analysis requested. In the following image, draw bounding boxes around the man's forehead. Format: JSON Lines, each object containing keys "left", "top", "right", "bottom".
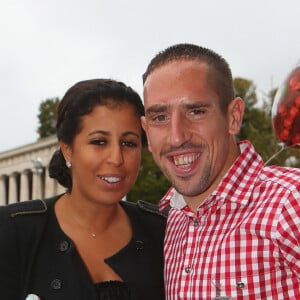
{"left": 143, "top": 60, "right": 209, "bottom": 104}
{"left": 145, "top": 59, "right": 207, "bottom": 79}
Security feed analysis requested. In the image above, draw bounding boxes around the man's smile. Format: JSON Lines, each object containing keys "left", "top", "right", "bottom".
{"left": 169, "top": 153, "right": 201, "bottom": 168}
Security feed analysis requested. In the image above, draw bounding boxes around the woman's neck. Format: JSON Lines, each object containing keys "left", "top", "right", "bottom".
{"left": 55, "top": 192, "right": 122, "bottom": 237}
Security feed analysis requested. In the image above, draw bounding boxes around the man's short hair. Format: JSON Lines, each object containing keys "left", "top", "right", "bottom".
{"left": 143, "top": 43, "right": 235, "bottom": 113}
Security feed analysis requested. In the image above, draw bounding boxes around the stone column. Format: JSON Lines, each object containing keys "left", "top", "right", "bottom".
{"left": 44, "top": 167, "right": 55, "bottom": 198}
{"left": 32, "top": 171, "right": 43, "bottom": 200}
{"left": 56, "top": 182, "right": 66, "bottom": 195}
{"left": 0, "top": 176, "right": 7, "bottom": 205}
{"left": 20, "top": 171, "right": 30, "bottom": 201}
{"left": 8, "top": 173, "right": 18, "bottom": 204}
{"left": 32, "top": 158, "right": 44, "bottom": 200}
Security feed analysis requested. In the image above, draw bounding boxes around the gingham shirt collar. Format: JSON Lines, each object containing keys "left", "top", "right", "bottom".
{"left": 159, "top": 140, "right": 264, "bottom": 212}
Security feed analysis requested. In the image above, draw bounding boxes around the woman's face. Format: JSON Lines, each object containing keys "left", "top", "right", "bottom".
{"left": 63, "top": 103, "right": 142, "bottom": 205}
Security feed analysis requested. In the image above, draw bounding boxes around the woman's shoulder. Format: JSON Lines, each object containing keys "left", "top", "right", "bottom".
{"left": 0, "top": 197, "right": 62, "bottom": 249}
{"left": 137, "top": 200, "right": 169, "bottom": 218}
{"left": 0, "top": 199, "right": 47, "bottom": 218}
{"left": 120, "top": 200, "right": 167, "bottom": 220}
{"left": 0, "top": 196, "right": 60, "bottom": 224}
{"left": 120, "top": 200, "right": 167, "bottom": 239}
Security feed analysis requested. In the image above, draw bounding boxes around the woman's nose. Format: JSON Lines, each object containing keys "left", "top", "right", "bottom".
{"left": 107, "top": 144, "right": 124, "bottom": 166}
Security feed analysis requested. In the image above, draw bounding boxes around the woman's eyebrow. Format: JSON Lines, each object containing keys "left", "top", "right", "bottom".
{"left": 88, "top": 130, "right": 139, "bottom": 138}
{"left": 88, "top": 130, "right": 109, "bottom": 136}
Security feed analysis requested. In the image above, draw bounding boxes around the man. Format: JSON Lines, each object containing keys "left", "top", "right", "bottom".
{"left": 141, "top": 43, "right": 300, "bottom": 299}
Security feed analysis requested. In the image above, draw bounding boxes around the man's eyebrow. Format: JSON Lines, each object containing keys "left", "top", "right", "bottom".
{"left": 145, "top": 104, "right": 168, "bottom": 114}
{"left": 184, "top": 102, "right": 210, "bottom": 109}
{"left": 145, "top": 101, "right": 210, "bottom": 114}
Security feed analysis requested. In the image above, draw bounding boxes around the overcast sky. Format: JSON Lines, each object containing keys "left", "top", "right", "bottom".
{"left": 1, "top": 0, "right": 299, "bottom": 152}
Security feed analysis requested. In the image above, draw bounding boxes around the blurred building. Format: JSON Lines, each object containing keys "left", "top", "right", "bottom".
{"left": 0, "top": 136, "right": 65, "bottom": 205}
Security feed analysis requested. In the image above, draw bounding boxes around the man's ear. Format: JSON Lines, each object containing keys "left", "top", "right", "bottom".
{"left": 60, "top": 141, "right": 72, "bottom": 162}
{"left": 227, "top": 97, "right": 244, "bottom": 135}
{"left": 141, "top": 116, "right": 152, "bottom": 153}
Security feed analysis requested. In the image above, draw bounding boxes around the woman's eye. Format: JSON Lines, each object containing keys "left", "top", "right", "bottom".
{"left": 91, "top": 139, "right": 106, "bottom": 146}
{"left": 121, "top": 141, "right": 137, "bottom": 148}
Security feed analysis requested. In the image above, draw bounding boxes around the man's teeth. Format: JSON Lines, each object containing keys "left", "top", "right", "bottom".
{"left": 173, "top": 154, "right": 200, "bottom": 167}
{"left": 101, "top": 177, "right": 121, "bottom": 183}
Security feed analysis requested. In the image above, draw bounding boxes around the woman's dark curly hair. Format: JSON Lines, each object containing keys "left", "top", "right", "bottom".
{"left": 48, "top": 79, "right": 146, "bottom": 191}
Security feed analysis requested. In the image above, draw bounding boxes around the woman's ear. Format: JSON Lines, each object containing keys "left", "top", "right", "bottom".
{"left": 60, "top": 141, "right": 72, "bottom": 163}
{"left": 227, "top": 97, "right": 244, "bottom": 135}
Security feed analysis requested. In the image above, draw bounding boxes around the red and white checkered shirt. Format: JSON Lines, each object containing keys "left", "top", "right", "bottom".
{"left": 160, "top": 140, "right": 300, "bottom": 299}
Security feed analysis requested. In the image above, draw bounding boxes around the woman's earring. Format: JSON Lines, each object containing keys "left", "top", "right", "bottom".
{"left": 66, "top": 161, "right": 72, "bottom": 168}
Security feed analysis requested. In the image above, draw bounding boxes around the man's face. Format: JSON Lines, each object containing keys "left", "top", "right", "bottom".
{"left": 142, "top": 60, "right": 241, "bottom": 206}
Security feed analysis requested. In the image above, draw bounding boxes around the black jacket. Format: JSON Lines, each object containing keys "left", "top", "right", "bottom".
{"left": 0, "top": 195, "right": 166, "bottom": 300}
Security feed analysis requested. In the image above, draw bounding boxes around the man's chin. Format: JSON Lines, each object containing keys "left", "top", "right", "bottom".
{"left": 173, "top": 185, "right": 202, "bottom": 198}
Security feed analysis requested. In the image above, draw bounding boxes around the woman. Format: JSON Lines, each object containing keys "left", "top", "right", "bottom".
{"left": 0, "top": 79, "right": 166, "bottom": 300}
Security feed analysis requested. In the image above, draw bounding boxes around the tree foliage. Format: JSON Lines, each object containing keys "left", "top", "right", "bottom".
{"left": 234, "top": 78, "right": 300, "bottom": 167}
{"left": 127, "top": 147, "right": 171, "bottom": 204}
{"left": 37, "top": 98, "right": 59, "bottom": 138}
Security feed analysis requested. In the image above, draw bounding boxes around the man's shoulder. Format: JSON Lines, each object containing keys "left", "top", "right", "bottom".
{"left": 260, "top": 165, "right": 300, "bottom": 192}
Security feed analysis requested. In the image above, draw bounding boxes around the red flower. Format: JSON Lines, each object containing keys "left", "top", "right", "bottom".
{"left": 289, "top": 106, "right": 299, "bottom": 119}
{"left": 289, "top": 77, "right": 300, "bottom": 90}
{"left": 279, "top": 128, "right": 290, "bottom": 141}
{"left": 278, "top": 105, "right": 287, "bottom": 116}
{"left": 295, "top": 95, "right": 300, "bottom": 108}
{"left": 292, "top": 133, "right": 300, "bottom": 145}
{"left": 283, "top": 117, "right": 293, "bottom": 129}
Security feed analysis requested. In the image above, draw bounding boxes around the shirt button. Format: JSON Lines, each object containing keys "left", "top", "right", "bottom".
{"left": 193, "top": 219, "right": 199, "bottom": 227}
{"left": 50, "top": 279, "right": 62, "bottom": 290}
{"left": 185, "top": 266, "right": 191, "bottom": 273}
{"left": 237, "top": 282, "right": 245, "bottom": 289}
{"left": 59, "top": 240, "right": 69, "bottom": 252}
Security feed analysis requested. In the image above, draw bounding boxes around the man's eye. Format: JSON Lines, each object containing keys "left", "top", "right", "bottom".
{"left": 190, "top": 109, "right": 205, "bottom": 115}
{"left": 154, "top": 115, "right": 167, "bottom": 121}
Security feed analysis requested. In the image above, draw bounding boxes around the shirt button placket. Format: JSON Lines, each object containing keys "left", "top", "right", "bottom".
{"left": 185, "top": 266, "right": 192, "bottom": 274}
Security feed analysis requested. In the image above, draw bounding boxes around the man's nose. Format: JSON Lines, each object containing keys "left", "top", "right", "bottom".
{"left": 168, "top": 112, "right": 191, "bottom": 147}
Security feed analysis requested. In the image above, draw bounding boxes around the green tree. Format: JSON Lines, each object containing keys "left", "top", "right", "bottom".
{"left": 234, "top": 77, "right": 276, "bottom": 161}
{"left": 127, "top": 147, "right": 170, "bottom": 204}
{"left": 235, "top": 78, "right": 300, "bottom": 167}
{"left": 37, "top": 98, "right": 60, "bottom": 138}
